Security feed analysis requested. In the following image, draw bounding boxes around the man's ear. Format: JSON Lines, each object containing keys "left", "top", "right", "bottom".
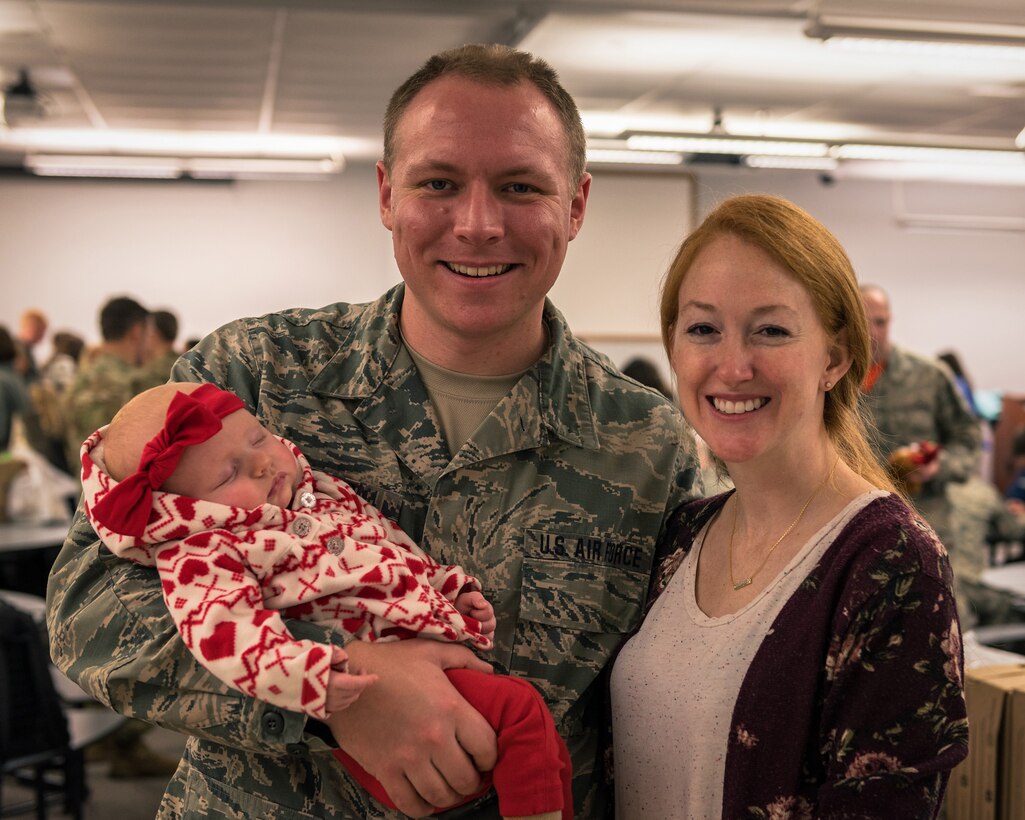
{"left": 567, "top": 172, "right": 591, "bottom": 242}
{"left": 377, "top": 161, "right": 394, "bottom": 231}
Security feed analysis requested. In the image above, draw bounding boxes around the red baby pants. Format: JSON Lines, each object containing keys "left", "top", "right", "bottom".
{"left": 332, "top": 668, "right": 573, "bottom": 818}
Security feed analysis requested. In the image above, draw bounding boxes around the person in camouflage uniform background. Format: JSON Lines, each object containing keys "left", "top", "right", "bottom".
{"left": 62, "top": 296, "right": 152, "bottom": 469}
{"left": 136, "top": 308, "right": 182, "bottom": 392}
{"left": 860, "top": 285, "right": 983, "bottom": 623}
{"left": 946, "top": 477, "right": 1025, "bottom": 627}
{"left": 47, "top": 44, "right": 701, "bottom": 819}
{"left": 58, "top": 294, "right": 184, "bottom": 777}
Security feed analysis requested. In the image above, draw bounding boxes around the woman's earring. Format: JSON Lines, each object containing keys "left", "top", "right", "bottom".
{"left": 824, "top": 380, "right": 833, "bottom": 390}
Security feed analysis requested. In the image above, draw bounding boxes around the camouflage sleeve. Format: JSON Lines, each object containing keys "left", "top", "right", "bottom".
{"left": 659, "top": 420, "right": 704, "bottom": 546}
{"left": 47, "top": 322, "right": 341, "bottom": 753}
{"left": 934, "top": 370, "right": 981, "bottom": 486}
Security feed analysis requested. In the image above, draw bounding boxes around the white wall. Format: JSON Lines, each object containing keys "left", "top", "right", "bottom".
{"left": 2, "top": 164, "right": 1023, "bottom": 392}
{"left": 1, "top": 165, "right": 397, "bottom": 347}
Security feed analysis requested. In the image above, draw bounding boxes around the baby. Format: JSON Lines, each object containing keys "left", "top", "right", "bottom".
{"left": 82, "top": 382, "right": 571, "bottom": 820}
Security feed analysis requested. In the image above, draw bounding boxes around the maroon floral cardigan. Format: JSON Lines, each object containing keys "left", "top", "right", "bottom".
{"left": 613, "top": 491, "right": 968, "bottom": 820}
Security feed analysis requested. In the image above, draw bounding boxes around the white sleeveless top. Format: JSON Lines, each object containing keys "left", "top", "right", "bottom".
{"left": 610, "top": 491, "right": 883, "bottom": 819}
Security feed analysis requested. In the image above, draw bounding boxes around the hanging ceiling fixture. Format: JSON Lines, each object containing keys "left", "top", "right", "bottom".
{"left": 2, "top": 68, "right": 49, "bottom": 126}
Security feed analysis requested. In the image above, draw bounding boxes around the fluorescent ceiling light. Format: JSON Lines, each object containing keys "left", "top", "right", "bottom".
{"left": 587, "top": 148, "right": 683, "bottom": 166}
{"left": 745, "top": 156, "right": 839, "bottom": 171}
{"left": 186, "top": 157, "right": 343, "bottom": 178}
{"left": 819, "top": 36, "right": 1025, "bottom": 61}
{"left": 25, "top": 154, "right": 183, "bottom": 178}
{"left": 2, "top": 128, "right": 349, "bottom": 158}
{"left": 627, "top": 134, "right": 829, "bottom": 158}
{"left": 834, "top": 144, "right": 1024, "bottom": 165}
{"left": 805, "top": 15, "right": 1025, "bottom": 52}
{"left": 837, "top": 159, "right": 1025, "bottom": 187}
{"left": 24, "top": 153, "right": 344, "bottom": 179}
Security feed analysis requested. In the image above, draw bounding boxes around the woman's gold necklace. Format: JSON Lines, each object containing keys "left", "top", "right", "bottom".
{"left": 728, "top": 455, "right": 840, "bottom": 592}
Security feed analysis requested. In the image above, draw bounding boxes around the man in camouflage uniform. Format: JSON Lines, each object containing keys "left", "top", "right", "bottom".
{"left": 62, "top": 296, "right": 150, "bottom": 467}
{"left": 860, "top": 285, "right": 982, "bottom": 617}
{"left": 47, "top": 44, "right": 700, "bottom": 819}
{"left": 58, "top": 294, "right": 182, "bottom": 777}
{"left": 136, "top": 308, "right": 181, "bottom": 391}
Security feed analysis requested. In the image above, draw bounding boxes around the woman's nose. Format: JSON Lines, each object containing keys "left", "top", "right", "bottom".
{"left": 718, "top": 338, "right": 755, "bottom": 384}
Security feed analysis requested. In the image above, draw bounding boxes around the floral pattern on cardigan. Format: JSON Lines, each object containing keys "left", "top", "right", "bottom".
{"left": 641, "top": 491, "right": 968, "bottom": 820}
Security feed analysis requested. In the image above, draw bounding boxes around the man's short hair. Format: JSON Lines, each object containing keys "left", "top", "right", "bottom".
{"left": 99, "top": 296, "right": 149, "bottom": 342}
{"left": 383, "top": 43, "right": 586, "bottom": 186}
{"left": 151, "top": 310, "right": 178, "bottom": 344}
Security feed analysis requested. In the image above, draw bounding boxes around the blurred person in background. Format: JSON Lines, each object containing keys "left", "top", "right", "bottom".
{"left": 16, "top": 308, "right": 48, "bottom": 382}
{"left": 63, "top": 296, "right": 150, "bottom": 467}
{"left": 137, "top": 308, "right": 180, "bottom": 391}
{"left": 58, "top": 296, "right": 181, "bottom": 777}
{"left": 859, "top": 287, "right": 980, "bottom": 554}
{"left": 0, "top": 325, "right": 34, "bottom": 453}
{"left": 41, "top": 331, "right": 86, "bottom": 394}
{"left": 621, "top": 356, "right": 672, "bottom": 399}
{"left": 27, "top": 331, "right": 88, "bottom": 474}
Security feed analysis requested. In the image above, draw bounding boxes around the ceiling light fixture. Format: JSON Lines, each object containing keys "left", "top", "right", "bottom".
{"left": 805, "top": 13, "right": 1025, "bottom": 57}
{"left": 627, "top": 134, "right": 830, "bottom": 158}
{"left": 586, "top": 148, "right": 684, "bottom": 166}
{"left": 23, "top": 153, "right": 344, "bottom": 180}
{"left": 744, "top": 156, "right": 839, "bottom": 171}
{"left": 3, "top": 127, "right": 348, "bottom": 157}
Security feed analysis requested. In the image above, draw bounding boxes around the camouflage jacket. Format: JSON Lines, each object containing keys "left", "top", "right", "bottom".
{"left": 861, "top": 345, "right": 981, "bottom": 494}
{"left": 62, "top": 351, "right": 143, "bottom": 464}
{"left": 47, "top": 284, "right": 700, "bottom": 819}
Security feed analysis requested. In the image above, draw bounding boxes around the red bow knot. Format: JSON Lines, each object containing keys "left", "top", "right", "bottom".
{"left": 89, "top": 384, "right": 245, "bottom": 537}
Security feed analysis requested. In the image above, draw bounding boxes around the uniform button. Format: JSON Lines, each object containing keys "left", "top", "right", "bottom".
{"left": 326, "top": 536, "right": 344, "bottom": 555}
{"left": 299, "top": 491, "right": 316, "bottom": 509}
{"left": 292, "top": 517, "right": 312, "bottom": 537}
{"left": 262, "top": 711, "right": 285, "bottom": 736}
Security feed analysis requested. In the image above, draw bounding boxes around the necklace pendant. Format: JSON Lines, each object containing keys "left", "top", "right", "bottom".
{"left": 733, "top": 577, "right": 753, "bottom": 591}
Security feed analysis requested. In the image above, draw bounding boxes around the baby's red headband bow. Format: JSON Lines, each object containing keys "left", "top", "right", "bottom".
{"left": 89, "top": 383, "right": 245, "bottom": 537}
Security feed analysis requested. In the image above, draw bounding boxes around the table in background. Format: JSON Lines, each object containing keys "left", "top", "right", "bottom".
{"left": 0, "top": 519, "right": 72, "bottom": 598}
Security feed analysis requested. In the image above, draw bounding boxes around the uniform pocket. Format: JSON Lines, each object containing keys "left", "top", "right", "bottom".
{"left": 518, "top": 556, "right": 647, "bottom": 634}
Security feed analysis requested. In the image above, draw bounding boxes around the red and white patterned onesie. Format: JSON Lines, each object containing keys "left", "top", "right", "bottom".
{"left": 80, "top": 427, "right": 491, "bottom": 720}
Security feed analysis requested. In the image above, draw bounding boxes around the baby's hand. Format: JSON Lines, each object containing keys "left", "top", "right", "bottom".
{"left": 455, "top": 590, "right": 496, "bottom": 636}
{"left": 325, "top": 646, "right": 378, "bottom": 713}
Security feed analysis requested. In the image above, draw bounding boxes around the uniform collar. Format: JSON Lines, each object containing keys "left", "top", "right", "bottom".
{"left": 309, "top": 283, "right": 599, "bottom": 450}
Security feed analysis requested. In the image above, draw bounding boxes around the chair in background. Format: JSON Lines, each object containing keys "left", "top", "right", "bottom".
{"left": 0, "top": 594, "right": 125, "bottom": 819}
{"left": 0, "top": 597, "right": 83, "bottom": 819}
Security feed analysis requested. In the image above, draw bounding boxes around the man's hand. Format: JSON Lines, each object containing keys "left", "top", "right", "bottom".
{"left": 323, "top": 640, "right": 497, "bottom": 817}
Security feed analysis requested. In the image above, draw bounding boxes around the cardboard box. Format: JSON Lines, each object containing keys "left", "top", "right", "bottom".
{"left": 947, "top": 664, "right": 1025, "bottom": 820}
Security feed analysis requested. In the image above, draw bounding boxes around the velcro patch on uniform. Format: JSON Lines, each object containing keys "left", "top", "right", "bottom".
{"left": 524, "top": 528, "right": 647, "bottom": 570}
